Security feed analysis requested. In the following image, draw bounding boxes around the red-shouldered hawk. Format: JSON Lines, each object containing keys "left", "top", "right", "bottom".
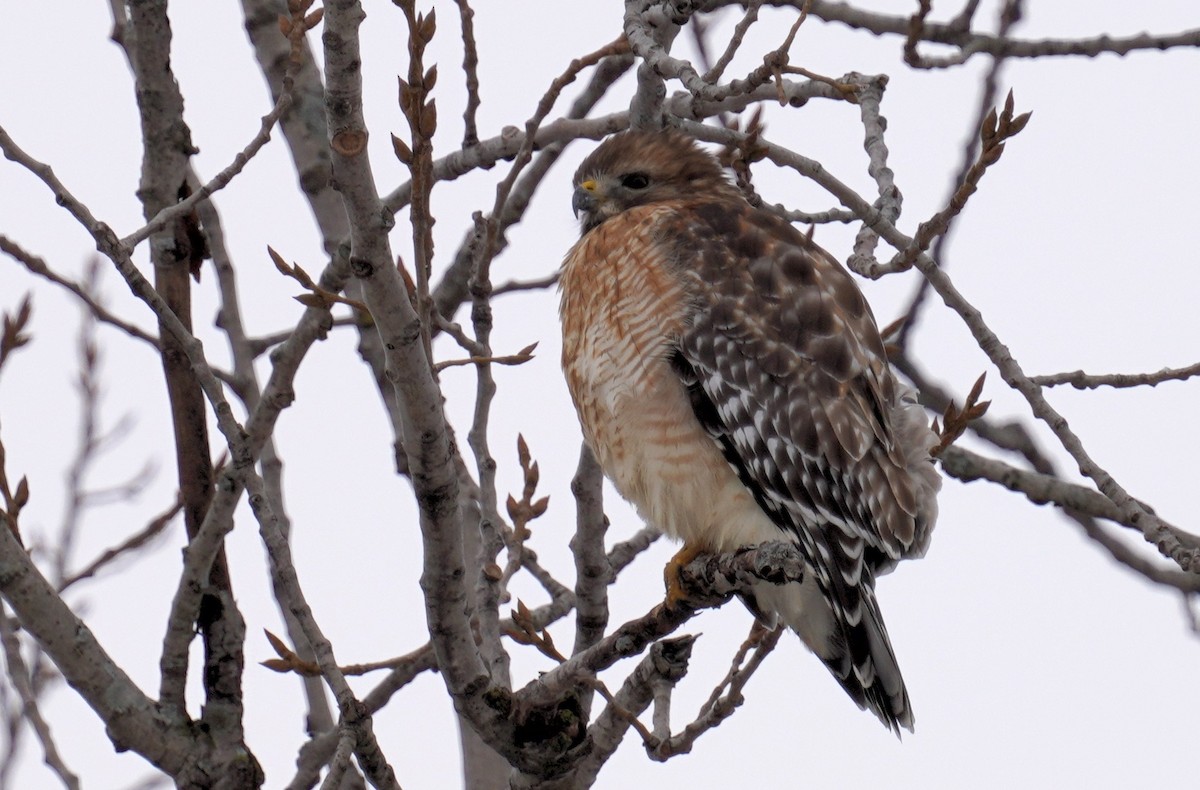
{"left": 559, "top": 129, "right": 940, "bottom": 733}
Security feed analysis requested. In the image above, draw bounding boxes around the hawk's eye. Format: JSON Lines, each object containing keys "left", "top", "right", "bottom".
{"left": 621, "top": 172, "right": 650, "bottom": 190}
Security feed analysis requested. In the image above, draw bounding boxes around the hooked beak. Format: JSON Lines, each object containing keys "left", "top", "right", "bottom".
{"left": 572, "top": 180, "right": 598, "bottom": 219}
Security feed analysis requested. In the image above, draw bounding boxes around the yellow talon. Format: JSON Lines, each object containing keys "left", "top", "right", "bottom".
{"left": 663, "top": 543, "right": 705, "bottom": 610}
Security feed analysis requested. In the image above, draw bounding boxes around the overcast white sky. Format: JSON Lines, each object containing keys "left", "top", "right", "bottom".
{"left": 1, "top": 1, "right": 1199, "bottom": 788}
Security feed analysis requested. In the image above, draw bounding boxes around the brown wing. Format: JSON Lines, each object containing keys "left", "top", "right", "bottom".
{"left": 657, "top": 198, "right": 937, "bottom": 733}
{"left": 659, "top": 199, "right": 930, "bottom": 562}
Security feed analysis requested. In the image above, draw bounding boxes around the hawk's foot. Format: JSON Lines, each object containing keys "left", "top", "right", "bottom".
{"left": 663, "top": 543, "right": 705, "bottom": 610}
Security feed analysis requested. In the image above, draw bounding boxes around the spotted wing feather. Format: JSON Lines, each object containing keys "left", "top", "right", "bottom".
{"left": 660, "top": 199, "right": 938, "bottom": 732}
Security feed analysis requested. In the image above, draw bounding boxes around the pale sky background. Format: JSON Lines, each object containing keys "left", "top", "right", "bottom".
{"left": 1, "top": 2, "right": 1199, "bottom": 788}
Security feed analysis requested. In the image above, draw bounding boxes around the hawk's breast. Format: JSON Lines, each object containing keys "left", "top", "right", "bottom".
{"left": 559, "top": 205, "right": 783, "bottom": 553}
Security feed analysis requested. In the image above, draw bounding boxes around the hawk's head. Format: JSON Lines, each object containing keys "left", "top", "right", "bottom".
{"left": 571, "top": 129, "right": 740, "bottom": 233}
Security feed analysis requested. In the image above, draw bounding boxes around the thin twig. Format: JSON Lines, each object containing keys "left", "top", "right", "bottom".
{"left": 394, "top": 0, "right": 439, "bottom": 368}
{"left": 288, "top": 645, "right": 438, "bottom": 790}
{"left": 434, "top": 342, "right": 537, "bottom": 372}
{"left": 562, "top": 636, "right": 696, "bottom": 787}
{"left": 454, "top": 0, "right": 481, "bottom": 148}
{"left": 0, "top": 605, "right": 79, "bottom": 789}
{"left": 650, "top": 623, "right": 782, "bottom": 760}
{"left": 520, "top": 541, "right": 805, "bottom": 710}
{"left": 896, "top": 0, "right": 1021, "bottom": 347}
{"left": 702, "top": 0, "right": 764, "bottom": 83}
{"left": 570, "top": 444, "right": 608, "bottom": 657}
{"left": 58, "top": 496, "right": 182, "bottom": 593}
{"left": 491, "top": 271, "right": 561, "bottom": 297}
{"left": 607, "top": 526, "right": 661, "bottom": 577}
{"left": 0, "top": 239, "right": 159, "bottom": 350}
{"left": 938, "top": 445, "right": 1200, "bottom": 587}
{"left": 118, "top": 7, "right": 322, "bottom": 251}
{"left": 847, "top": 73, "right": 900, "bottom": 274}
{"left": 318, "top": 728, "right": 357, "bottom": 790}
{"left": 481, "top": 36, "right": 631, "bottom": 272}
{"left": 1031, "top": 362, "right": 1200, "bottom": 390}
{"left": 795, "top": 0, "right": 1200, "bottom": 62}
{"left": 430, "top": 50, "right": 632, "bottom": 326}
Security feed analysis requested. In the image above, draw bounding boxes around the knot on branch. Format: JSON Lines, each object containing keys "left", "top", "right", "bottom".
{"left": 509, "top": 693, "right": 585, "bottom": 747}
{"left": 506, "top": 689, "right": 591, "bottom": 775}
{"left": 647, "top": 0, "right": 696, "bottom": 28}
{"left": 649, "top": 634, "right": 697, "bottom": 682}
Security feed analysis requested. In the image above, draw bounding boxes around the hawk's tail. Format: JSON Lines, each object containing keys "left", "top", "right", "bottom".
{"left": 821, "top": 582, "right": 914, "bottom": 735}
{"left": 751, "top": 567, "right": 914, "bottom": 735}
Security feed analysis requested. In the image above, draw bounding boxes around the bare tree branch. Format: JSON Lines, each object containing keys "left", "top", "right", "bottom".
{"left": 0, "top": 605, "right": 79, "bottom": 790}
{"left": 431, "top": 49, "right": 634, "bottom": 328}
{"left": 521, "top": 542, "right": 805, "bottom": 710}
{"left": 895, "top": 0, "right": 1021, "bottom": 348}
{"left": 649, "top": 623, "right": 782, "bottom": 761}
{"left": 706, "top": 0, "right": 1200, "bottom": 62}
{"left": 939, "top": 445, "right": 1200, "bottom": 586}
{"left": 608, "top": 526, "right": 661, "bottom": 577}
{"left": 0, "top": 513, "right": 194, "bottom": 775}
{"left": 0, "top": 240, "right": 160, "bottom": 350}
{"left": 58, "top": 495, "right": 181, "bottom": 592}
{"left": 538, "top": 636, "right": 697, "bottom": 789}
{"left": 454, "top": 0, "right": 481, "bottom": 149}
{"left": 1031, "top": 362, "right": 1200, "bottom": 390}
{"left": 570, "top": 445, "right": 608, "bottom": 658}
{"left": 4, "top": 1, "right": 1199, "bottom": 785}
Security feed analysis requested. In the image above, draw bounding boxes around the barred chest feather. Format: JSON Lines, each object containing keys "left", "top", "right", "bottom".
{"left": 558, "top": 206, "right": 787, "bottom": 555}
